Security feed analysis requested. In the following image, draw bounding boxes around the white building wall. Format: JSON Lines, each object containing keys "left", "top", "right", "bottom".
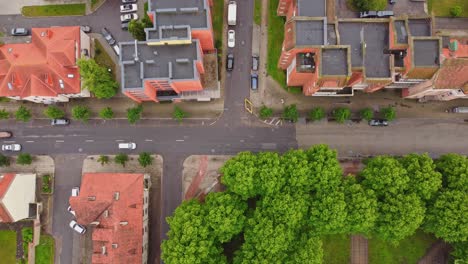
{"left": 1, "top": 173, "right": 36, "bottom": 222}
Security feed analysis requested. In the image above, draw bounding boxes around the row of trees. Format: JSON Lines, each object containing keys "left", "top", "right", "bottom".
{"left": 0, "top": 153, "right": 33, "bottom": 167}
{"left": 1, "top": 105, "right": 189, "bottom": 124}
{"left": 97, "top": 152, "right": 154, "bottom": 168}
{"left": 259, "top": 104, "right": 396, "bottom": 123}
{"left": 162, "top": 145, "right": 468, "bottom": 263}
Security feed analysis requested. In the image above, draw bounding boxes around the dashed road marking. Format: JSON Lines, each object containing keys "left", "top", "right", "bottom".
{"left": 115, "top": 139, "right": 124, "bottom": 142}
{"left": 26, "top": 141, "right": 34, "bottom": 143}
{"left": 176, "top": 139, "right": 184, "bottom": 142}
{"left": 145, "top": 139, "right": 153, "bottom": 142}
{"left": 56, "top": 140, "right": 64, "bottom": 143}
{"left": 85, "top": 140, "right": 94, "bottom": 142}
{"left": 3, "top": 141, "right": 15, "bottom": 143}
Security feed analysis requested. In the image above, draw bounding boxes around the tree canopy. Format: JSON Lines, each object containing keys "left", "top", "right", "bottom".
{"left": 15, "top": 106, "right": 32, "bottom": 122}
{"left": 77, "top": 58, "right": 118, "bottom": 99}
{"left": 43, "top": 105, "right": 65, "bottom": 119}
{"left": 282, "top": 104, "right": 299, "bottom": 122}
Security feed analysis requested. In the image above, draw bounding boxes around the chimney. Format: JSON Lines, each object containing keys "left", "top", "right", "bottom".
{"left": 114, "top": 192, "right": 120, "bottom": 201}
{"left": 120, "top": 221, "right": 128, "bottom": 226}
{"left": 87, "top": 196, "right": 96, "bottom": 201}
{"left": 101, "top": 246, "right": 107, "bottom": 255}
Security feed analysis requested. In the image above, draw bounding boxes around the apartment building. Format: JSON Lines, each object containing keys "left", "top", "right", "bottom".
{"left": 69, "top": 173, "right": 151, "bottom": 264}
{"left": 0, "top": 26, "right": 91, "bottom": 103}
{"left": 119, "top": 0, "right": 219, "bottom": 103}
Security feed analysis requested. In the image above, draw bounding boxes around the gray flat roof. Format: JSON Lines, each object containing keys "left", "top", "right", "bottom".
{"left": 296, "top": 20, "right": 325, "bottom": 46}
{"left": 297, "top": 0, "right": 325, "bottom": 17}
{"left": 408, "top": 19, "right": 431, "bottom": 37}
{"left": 338, "top": 22, "right": 390, "bottom": 78}
{"left": 394, "top": 20, "right": 408, "bottom": 44}
{"left": 120, "top": 41, "right": 199, "bottom": 89}
{"left": 413, "top": 39, "right": 439, "bottom": 67}
{"left": 327, "top": 24, "right": 337, "bottom": 45}
{"left": 321, "top": 48, "right": 348, "bottom": 75}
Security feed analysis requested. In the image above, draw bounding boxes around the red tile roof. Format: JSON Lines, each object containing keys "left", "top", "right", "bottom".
{"left": 434, "top": 58, "right": 468, "bottom": 93}
{"left": 69, "top": 173, "right": 145, "bottom": 264}
{"left": 0, "top": 174, "right": 16, "bottom": 222}
{"left": 0, "top": 27, "right": 81, "bottom": 98}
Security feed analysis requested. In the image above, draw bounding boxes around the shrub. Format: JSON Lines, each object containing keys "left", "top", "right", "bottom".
{"left": 43, "top": 105, "right": 65, "bottom": 119}
{"left": 333, "top": 107, "right": 351, "bottom": 123}
{"left": 98, "top": 155, "right": 109, "bottom": 165}
{"left": 115, "top": 153, "right": 129, "bottom": 167}
{"left": 15, "top": 106, "right": 32, "bottom": 122}
{"left": 450, "top": 6, "right": 462, "bottom": 17}
{"left": 99, "top": 107, "right": 114, "bottom": 119}
{"left": 308, "top": 107, "right": 325, "bottom": 121}
{"left": 42, "top": 175, "right": 52, "bottom": 193}
{"left": 127, "top": 105, "right": 143, "bottom": 124}
{"left": 0, "top": 109, "right": 10, "bottom": 119}
{"left": 381, "top": 107, "right": 396, "bottom": 121}
{"left": 351, "top": 0, "right": 387, "bottom": 11}
{"left": 0, "top": 154, "right": 10, "bottom": 167}
{"left": 360, "top": 108, "right": 374, "bottom": 121}
{"left": 71, "top": 105, "right": 91, "bottom": 122}
{"left": 173, "top": 106, "right": 188, "bottom": 123}
{"left": 17, "top": 153, "right": 33, "bottom": 165}
{"left": 138, "top": 152, "right": 153, "bottom": 167}
{"left": 282, "top": 104, "right": 299, "bottom": 122}
{"left": 259, "top": 106, "right": 273, "bottom": 119}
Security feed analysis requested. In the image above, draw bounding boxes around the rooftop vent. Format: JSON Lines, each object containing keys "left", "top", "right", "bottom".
{"left": 87, "top": 196, "right": 96, "bottom": 201}
{"left": 103, "top": 210, "right": 109, "bottom": 217}
{"left": 155, "top": 8, "right": 177, "bottom": 13}
{"left": 101, "top": 246, "right": 107, "bottom": 255}
{"left": 179, "top": 7, "right": 199, "bottom": 13}
{"left": 114, "top": 192, "right": 120, "bottom": 201}
{"left": 176, "top": 58, "right": 189, "bottom": 63}
{"left": 59, "top": 79, "right": 65, "bottom": 89}
{"left": 7, "top": 48, "right": 12, "bottom": 53}
{"left": 120, "top": 221, "right": 128, "bottom": 226}
{"left": 67, "top": 74, "right": 74, "bottom": 79}
{"left": 112, "top": 244, "right": 118, "bottom": 249}
{"left": 7, "top": 83, "right": 13, "bottom": 90}
{"left": 145, "top": 60, "right": 155, "bottom": 64}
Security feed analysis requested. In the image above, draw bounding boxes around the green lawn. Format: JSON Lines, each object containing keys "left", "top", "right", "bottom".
{"left": 322, "top": 234, "right": 351, "bottom": 264}
{"left": 267, "top": 0, "right": 286, "bottom": 89}
{"left": 0, "top": 230, "right": 17, "bottom": 264}
{"left": 35, "top": 235, "right": 55, "bottom": 264}
{"left": 21, "top": 4, "right": 86, "bottom": 17}
{"left": 254, "top": 0, "right": 262, "bottom": 25}
{"left": 212, "top": 0, "right": 224, "bottom": 79}
{"left": 368, "top": 230, "right": 437, "bottom": 264}
{"left": 94, "top": 39, "right": 116, "bottom": 76}
{"left": 428, "top": 0, "right": 468, "bottom": 17}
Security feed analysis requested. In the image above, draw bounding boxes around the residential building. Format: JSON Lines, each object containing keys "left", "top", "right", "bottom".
{"left": 69, "top": 173, "right": 151, "bottom": 264}
{"left": 276, "top": 0, "right": 468, "bottom": 100}
{"left": 0, "top": 173, "right": 39, "bottom": 222}
{"left": 0, "top": 26, "right": 91, "bottom": 104}
{"left": 119, "top": 0, "right": 219, "bottom": 103}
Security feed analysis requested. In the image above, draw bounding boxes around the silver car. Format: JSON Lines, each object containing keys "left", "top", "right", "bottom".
{"left": 11, "top": 28, "right": 28, "bottom": 36}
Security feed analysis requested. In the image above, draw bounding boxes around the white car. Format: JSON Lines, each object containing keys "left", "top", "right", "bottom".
{"left": 1, "top": 144, "right": 21, "bottom": 151}
{"left": 67, "top": 205, "right": 76, "bottom": 216}
{"left": 228, "top": 30, "right": 235, "bottom": 48}
{"left": 69, "top": 220, "right": 86, "bottom": 234}
{"left": 118, "top": 142, "right": 136, "bottom": 150}
{"left": 71, "top": 187, "right": 80, "bottom": 197}
{"left": 120, "top": 4, "right": 137, "bottom": 13}
{"left": 120, "top": 13, "right": 138, "bottom": 22}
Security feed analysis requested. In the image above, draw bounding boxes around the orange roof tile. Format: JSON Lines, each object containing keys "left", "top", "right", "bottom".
{"left": 0, "top": 26, "right": 81, "bottom": 99}
{"left": 69, "top": 173, "right": 145, "bottom": 264}
{"left": 434, "top": 58, "right": 468, "bottom": 92}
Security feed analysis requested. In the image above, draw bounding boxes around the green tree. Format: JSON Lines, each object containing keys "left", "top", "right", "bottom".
{"left": 381, "top": 106, "right": 396, "bottom": 121}
{"left": 361, "top": 156, "right": 409, "bottom": 196}
{"left": 128, "top": 20, "right": 146, "bottom": 41}
{"left": 309, "top": 189, "right": 347, "bottom": 234}
{"left": 114, "top": 153, "right": 129, "bottom": 167}
{"left": 261, "top": 192, "right": 309, "bottom": 230}
{"left": 97, "top": 155, "right": 109, "bottom": 166}
{"left": 308, "top": 107, "right": 325, "bottom": 121}
{"left": 15, "top": 106, "right": 32, "bottom": 122}
{"left": 435, "top": 153, "right": 468, "bottom": 192}
{"left": 220, "top": 151, "right": 260, "bottom": 199}
{"left": 127, "top": 105, "right": 143, "bottom": 124}
{"left": 451, "top": 242, "right": 468, "bottom": 263}
{"left": 351, "top": 0, "right": 387, "bottom": 11}
{"left": 450, "top": 6, "right": 462, "bottom": 17}
{"left": 284, "top": 233, "right": 323, "bottom": 264}
{"left": 138, "top": 152, "right": 153, "bottom": 167}
{"left": 399, "top": 153, "right": 442, "bottom": 201}
{"left": 0, "top": 109, "right": 10, "bottom": 119}
{"left": 43, "top": 105, "right": 65, "bottom": 119}
{"left": 343, "top": 178, "right": 377, "bottom": 234}
{"left": 282, "top": 104, "right": 299, "bottom": 122}
{"left": 71, "top": 105, "right": 91, "bottom": 122}
{"left": 360, "top": 108, "right": 374, "bottom": 121}
{"left": 173, "top": 106, "right": 188, "bottom": 123}
{"left": 0, "top": 154, "right": 10, "bottom": 167}
{"left": 77, "top": 58, "right": 118, "bottom": 99}
{"left": 374, "top": 193, "right": 426, "bottom": 243}
{"left": 16, "top": 153, "right": 32, "bottom": 165}
{"left": 259, "top": 105, "right": 273, "bottom": 119}
{"left": 333, "top": 107, "right": 351, "bottom": 123}
{"left": 99, "top": 107, "right": 114, "bottom": 119}
{"left": 424, "top": 190, "right": 468, "bottom": 243}
{"left": 204, "top": 192, "right": 247, "bottom": 242}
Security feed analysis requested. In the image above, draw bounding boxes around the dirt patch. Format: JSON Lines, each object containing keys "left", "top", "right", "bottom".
{"left": 201, "top": 53, "right": 219, "bottom": 90}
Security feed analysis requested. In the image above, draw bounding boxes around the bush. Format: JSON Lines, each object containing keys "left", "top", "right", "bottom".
{"left": 0, "top": 109, "right": 10, "bottom": 119}
{"left": 259, "top": 106, "right": 273, "bottom": 119}
{"left": 173, "top": 106, "right": 188, "bottom": 123}
{"left": 22, "top": 228, "right": 33, "bottom": 244}
{"left": 350, "top": 0, "right": 387, "bottom": 11}
{"left": 333, "top": 107, "right": 351, "bottom": 123}
{"left": 42, "top": 175, "right": 52, "bottom": 193}
{"left": 381, "top": 107, "right": 396, "bottom": 121}
{"left": 43, "top": 105, "right": 65, "bottom": 119}
{"left": 98, "top": 155, "right": 109, "bottom": 165}
{"left": 0, "top": 154, "right": 10, "bottom": 167}
{"left": 127, "top": 105, "right": 143, "bottom": 124}
{"left": 138, "top": 152, "right": 153, "bottom": 167}
{"left": 15, "top": 106, "right": 32, "bottom": 122}
{"left": 16, "top": 153, "right": 33, "bottom": 165}
{"left": 360, "top": 108, "right": 374, "bottom": 121}
{"left": 72, "top": 105, "right": 91, "bottom": 122}
{"left": 128, "top": 20, "right": 146, "bottom": 41}
{"left": 450, "top": 6, "right": 462, "bottom": 17}
{"left": 308, "top": 107, "right": 325, "bottom": 121}
{"left": 115, "top": 153, "right": 129, "bottom": 167}
{"left": 282, "top": 104, "right": 299, "bottom": 122}
{"left": 99, "top": 107, "right": 114, "bottom": 119}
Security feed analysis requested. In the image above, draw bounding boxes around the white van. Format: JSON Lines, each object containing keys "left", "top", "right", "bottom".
{"left": 118, "top": 142, "right": 136, "bottom": 150}
{"left": 113, "top": 45, "right": 120, "bottom": 56}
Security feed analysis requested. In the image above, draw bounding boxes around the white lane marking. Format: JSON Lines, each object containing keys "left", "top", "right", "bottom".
{"left": 85, "top": 140, "right": 94, "bottom": 142}
{"left": 43, "top": 135, "right": 64, "bottom": 138}
{"left": 115, "top": 139, "right": 124, "bottom": 142}
{"left": 26, "top": 141, "right": 34, "bottom": 143}
{"left": 56, "top": 140, "right": 64, "bottom": 143}
{"left": 145, "top": 139, "right": 153, "bottom": 142}
{"left": 3, "top": 141, "right": 15, "bottom": 143}
{"left": 176, "top": 139, "right": 184, "bottom": 142}
{"left": 24, "top": 135, "right": 39, "bottom": 138}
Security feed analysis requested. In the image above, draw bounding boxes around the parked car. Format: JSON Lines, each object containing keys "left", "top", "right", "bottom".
{"left": 121, "top": 22, "right": 130, "bottom": 30}
{"left": 51, "top": 118, "right": 70, "bottom": 126}
{"left": 120, "top": 13, "right": 139, "bottom": 23}
{"left": 226, "top": 53, "right": 234, "bottom": 71}
{"left": 101, "top": 27, "right": 116, "bottom": 45}
{"left": 389, "top": 0, "right": 396, "bottom": 4}
{"left": 10, "top": 28, "right": 28, "bottom": 36}
{"left": 360, "top": 11, "right": 394, "bottom": 18}
{"left": 0, "top": 131, "right": 12, "bottom": 138}
{"left": 120, "top": 4, "right": 137, "bottom": 13}
{"left": 118, "top": 142, "right": 136, "bottom": 150}
{"left": 250, "top": 73, "right": 258, "bottom": 91}
{"left": 113, "top": 45, "right": 120, "bottom": 55}
{"left": 69, "top": 220, "right": 86, "bottom": 234}
{"left": 368, "top": 119, "right": 388, "bottom": 126}
{"left": 252, "top": 55, "right": 259, "bottom": 71}
{"left": 1, "top": 144, "right": 21, "bottom": 152}
{"left": 122, "top": 0, "right": 137, "bottom": 3}
{"left": 67, "top": 205, "right": 76, "bottom": 216}
{"left": 227, "top": 30, "right": 235, "bottom": 48}
{"left": 80, "top": 25, "right": 91, "bottom": 33}
{"left": 71, "top": 187, "right": 80, "bottom": 197}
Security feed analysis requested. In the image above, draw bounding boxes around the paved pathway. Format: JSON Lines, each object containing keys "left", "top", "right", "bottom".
{"left": 351, "top": 235, "right": 368, "bottom": 264}
{"left": 417, "top": 240, "right": 451, "bottom": 264}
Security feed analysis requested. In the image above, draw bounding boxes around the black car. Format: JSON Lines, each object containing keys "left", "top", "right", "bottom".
{"left": 121, "top": 22, "right": 129, "bottom": 31}
{"left": 252, "top": 55, "right": 259, "bottom": 71}
{"left": 101, "top": 27, "right": 116, "bottom": 46}
{"left": 368, "top": 119, "right": 388, "bottom": 126}
{"left": 226, "top": 53, "right": 234, "bottom": 71}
